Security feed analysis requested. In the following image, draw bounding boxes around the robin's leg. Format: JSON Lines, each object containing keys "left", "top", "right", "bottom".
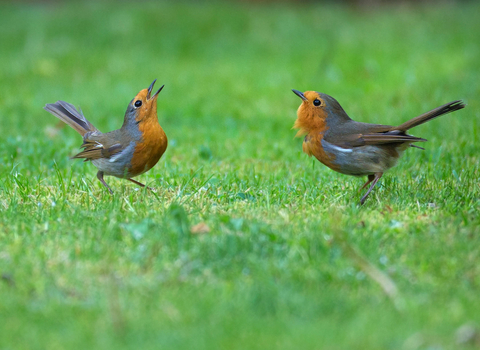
{"left": 97, "top": 171, "right": 114, "bottom": 195}
{"left": 359, "top": 174, "right": 376, "bottom": 192}
{"left": 360, "top": 172, "right": 383, "bottom": 205}
{"left": 127, "top": 178, "right": 155, "bottom": 191}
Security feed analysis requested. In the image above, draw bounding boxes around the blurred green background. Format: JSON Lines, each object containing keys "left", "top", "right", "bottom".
{"left": 0, "top": 1, "right": 479, "bottom": 349}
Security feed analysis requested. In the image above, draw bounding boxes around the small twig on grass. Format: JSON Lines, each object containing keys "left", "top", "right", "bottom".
{"left": 339, "top": 239, "right": 398, "bottom": 300}
{"left": 330, "top": 213, "right": 403, "bottom": 311}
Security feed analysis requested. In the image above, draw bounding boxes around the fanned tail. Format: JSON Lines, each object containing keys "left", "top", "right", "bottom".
{"left": 44, "top": 101, "right": 98, "bottom": 136}
{"left": 395, "top": 100, "right": 465, "bottom": 131}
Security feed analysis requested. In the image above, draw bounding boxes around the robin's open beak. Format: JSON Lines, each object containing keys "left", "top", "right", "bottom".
{"left": 147, "top": 79, "right": 164, "bottom": 100}
{"left": 292, "top": 89, "right": 308, "bottom": 102}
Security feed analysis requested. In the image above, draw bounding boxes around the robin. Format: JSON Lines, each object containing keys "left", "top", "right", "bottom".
{"left": 292, "top": 89, "right": 465, "bottom": 205}
{"left": 44, "top": 80, "right": 168, "bottom": 194}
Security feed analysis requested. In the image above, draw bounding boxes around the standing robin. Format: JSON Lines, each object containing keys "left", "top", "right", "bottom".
{"left": 44, "top": 80, "right": 168, "bottom": 194}
{"left": 292, "top": 89, "right": 465, "bottom": 205}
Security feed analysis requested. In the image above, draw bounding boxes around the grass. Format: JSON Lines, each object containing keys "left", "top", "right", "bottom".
{"left": 0, "top": 1, "right": 479, "bottom": 349}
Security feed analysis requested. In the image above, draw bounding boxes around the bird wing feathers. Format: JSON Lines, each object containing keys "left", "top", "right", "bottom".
{"left": 72, "top": 131, "right": 124, "bottom": 161}
{"left": 350, "top": 133, "right": 427, "bottom": 146}
{"left": 324, "top": 122, "right": 427, "bottom": 149}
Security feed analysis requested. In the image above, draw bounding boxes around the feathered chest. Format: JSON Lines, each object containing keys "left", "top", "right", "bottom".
{"left": 129, "top": 118, "right": 168, "bottom": 176}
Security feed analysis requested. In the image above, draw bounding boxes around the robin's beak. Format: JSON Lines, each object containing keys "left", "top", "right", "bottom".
{"left": 147, "top": 79, "right": 164, "bottom": 100}
{"left": 292, "top": 89, "right": 308, "bottom": 102}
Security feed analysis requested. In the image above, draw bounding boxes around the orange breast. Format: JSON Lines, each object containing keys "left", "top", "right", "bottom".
{"left": 303, "top": 132, "right": 341, "bottom": 172}
{"left": 129, "top": 118, "right": 168, "bottom": 177}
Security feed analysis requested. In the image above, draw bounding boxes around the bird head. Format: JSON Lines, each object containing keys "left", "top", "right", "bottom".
{"left": 124, "top": 80, "right": 164, "bottom": 127}
{"left": 292, "top": 89, "right": 350, "bottom": 136}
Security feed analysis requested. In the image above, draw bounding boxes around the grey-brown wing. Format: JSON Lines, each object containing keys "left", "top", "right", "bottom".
{"left": 72, "top": 131, "right": 124, "bottom": 160}
{"left": 325, "top": 132, "right": 427, "bottom": 148}
{"left": 324, "top": 121, "right": 426, "bottom": 148}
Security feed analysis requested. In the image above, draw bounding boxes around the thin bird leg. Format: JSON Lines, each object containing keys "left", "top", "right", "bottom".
{"left": 96, "top": 171, "right": 114, "bottom": 195}
{"left": 359, "top": 174, "right": 376, "bottom": 192}
{"left": 127, "top": 178, "right": 155, "bottom": 191}
{"left": 360, "top": 172, "right": 383, "bottom": 205}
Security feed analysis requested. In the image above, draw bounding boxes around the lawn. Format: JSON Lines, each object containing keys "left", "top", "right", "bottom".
{"left": 0, "top": 1, "right": 479, "bottom": 349}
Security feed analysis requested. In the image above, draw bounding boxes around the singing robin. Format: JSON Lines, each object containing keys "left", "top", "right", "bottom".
{"left": 44, "top": 79, "right": 168, "bottom": 194}
{"left": 292, "top": 90, "right": 465, "bottom": 205}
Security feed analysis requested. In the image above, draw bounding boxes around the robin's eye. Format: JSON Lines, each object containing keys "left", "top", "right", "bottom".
{"left": 134, "top": 100, "right": 142, "bottom": 107}
{"left": 313, "top": 99, "right": 321, "bottom": 106}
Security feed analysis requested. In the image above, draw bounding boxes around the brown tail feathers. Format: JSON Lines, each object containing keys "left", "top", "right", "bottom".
{"left": 44, "top": 101, "right": 98, "bottom": 136}
{"left": 395, "top": 100, "right": 465, "bottom": 132}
